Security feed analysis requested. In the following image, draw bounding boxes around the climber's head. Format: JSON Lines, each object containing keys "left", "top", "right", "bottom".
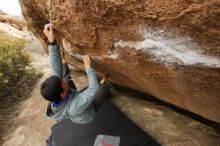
{"left": 40, "top": 75, "right": 69, "bottom": 103}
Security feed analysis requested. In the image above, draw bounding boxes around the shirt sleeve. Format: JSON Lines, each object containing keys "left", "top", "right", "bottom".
{"left": 48, "top": 44, "right": 63, "bottom": 78}
{"left": 68, "top": 67, "right": 100, "bottom": 114}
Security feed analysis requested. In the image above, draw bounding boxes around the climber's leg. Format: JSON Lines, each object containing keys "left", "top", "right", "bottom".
{"left": 93, "top": 77, "right": 111, "bottom": 111}
{"left": 62, "top": 63, "right": 76, "bottom": 90}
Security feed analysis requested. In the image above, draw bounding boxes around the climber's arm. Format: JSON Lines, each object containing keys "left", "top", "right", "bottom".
{"left": 43, "top": 24, "right": 63, "bottom": 78}
{"left": 48, "top": 45, "right": 63, "bottom": 78}
{"left": 68, "top": 56, "right": 100, "bottom": 113}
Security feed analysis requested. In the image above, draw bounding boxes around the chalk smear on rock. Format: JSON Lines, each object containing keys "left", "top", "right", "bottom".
{"left": 115, "top": 28, "right": 220, "bottom": 68}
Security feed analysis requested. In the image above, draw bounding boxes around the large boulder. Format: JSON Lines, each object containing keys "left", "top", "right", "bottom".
{"left": 19, "top": 0, "right": 220, "bottom": 123}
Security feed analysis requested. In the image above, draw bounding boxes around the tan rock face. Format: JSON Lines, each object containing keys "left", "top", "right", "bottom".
{"left": 19, "top": 0, "right": 220, "bottom": 123}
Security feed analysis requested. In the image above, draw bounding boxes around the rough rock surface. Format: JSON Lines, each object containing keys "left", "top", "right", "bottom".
{"left": 19, "top": 0, "right": 220, "bottom": 123}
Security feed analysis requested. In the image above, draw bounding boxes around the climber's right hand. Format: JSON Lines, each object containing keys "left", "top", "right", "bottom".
{"left": 43, "top": 23, "right": 54, "bottom": 43}
{"left": 83, "top": 55, "right": 91, "bottom": 69}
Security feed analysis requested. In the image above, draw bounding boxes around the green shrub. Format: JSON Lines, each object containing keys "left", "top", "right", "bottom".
{"left": 0, "top": 35, "right": 30, "bottom": 98}
{"left": 0, "top": 34, "right": 40, "bottom": 140}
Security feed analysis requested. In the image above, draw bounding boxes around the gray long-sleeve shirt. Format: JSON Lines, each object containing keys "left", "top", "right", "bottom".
{"left": 46, "top": 44, "right": 100, "bottom": 124}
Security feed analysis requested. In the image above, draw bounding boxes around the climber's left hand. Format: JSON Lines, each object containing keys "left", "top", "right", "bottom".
{"left": 43, "top": 23, "right": 54, "bottom": 43}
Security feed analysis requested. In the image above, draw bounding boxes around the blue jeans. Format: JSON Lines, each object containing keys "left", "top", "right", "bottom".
{"left": 62, "top": 63, "right": 76, "bottom": 89}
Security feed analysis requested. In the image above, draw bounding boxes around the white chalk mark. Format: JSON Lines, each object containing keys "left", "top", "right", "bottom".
{"left": 71, "top": 51, "right": 119, "bottom": 61}
{"left": 62, "top": 39, "right": 119, "bottom": 60}
{"left": 62, "top": 39, "right": 74, "bottom": 56}
{"left": 72, "top": 53, "right": 83, "bottom": 60}
{"left": 115, "top": 28, "right": 220, "bottom": 68}
{"left": 107, "top": 50, "right": 119, "bottom": 59}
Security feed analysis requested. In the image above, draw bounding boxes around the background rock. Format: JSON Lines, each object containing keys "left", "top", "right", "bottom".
{"left": 0, "top": 9, "right": 25, "bottom": 30}
{"left": 19, "top": 0, "right": 220, "bottom": 123}
{"left": 0, "top": 9, "right": 29, "bottom": 38}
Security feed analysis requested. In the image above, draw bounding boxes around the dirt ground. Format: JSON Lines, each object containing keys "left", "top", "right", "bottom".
{"left": 2, "top": 38, "right": 220, "bottom": 146}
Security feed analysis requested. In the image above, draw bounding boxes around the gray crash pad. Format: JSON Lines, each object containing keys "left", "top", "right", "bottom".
{"left": 51, "top": 100, "right": 161, "bottom": 146}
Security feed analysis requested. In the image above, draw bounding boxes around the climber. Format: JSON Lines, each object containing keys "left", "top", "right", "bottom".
{"left": 41, "top": 23, "right": 110, "bottom": 124}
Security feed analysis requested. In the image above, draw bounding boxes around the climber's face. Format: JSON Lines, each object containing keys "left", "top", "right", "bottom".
{"left": 61, "top": 81, "right": 69, "bottom": 99}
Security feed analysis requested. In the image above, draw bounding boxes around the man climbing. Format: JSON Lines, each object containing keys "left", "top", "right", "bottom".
{"left": 41, "top": 23, "right": 109, "bottom": 124}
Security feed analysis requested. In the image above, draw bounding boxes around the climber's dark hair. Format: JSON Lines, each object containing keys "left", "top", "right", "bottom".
{"left": 40, "top": 75, "right": 64, "bottom": 103}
